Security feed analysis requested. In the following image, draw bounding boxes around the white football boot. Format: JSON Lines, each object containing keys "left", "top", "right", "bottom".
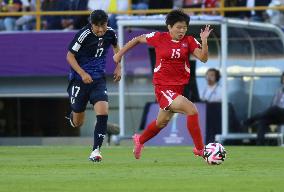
{"left": 89, "top": 149, "right": 102, "bottom": 162}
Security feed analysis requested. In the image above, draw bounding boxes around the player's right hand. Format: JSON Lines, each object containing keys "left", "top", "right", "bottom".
{"left": 81, "top": 72, "right": 93, "bottom": 84}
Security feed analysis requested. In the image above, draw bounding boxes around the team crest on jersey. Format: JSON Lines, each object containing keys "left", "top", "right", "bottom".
{"left": 182, "top": 43, "right": 188, "bottom": 48}
{"left": 98, "top": 38, "right": 104, "bottom": 47}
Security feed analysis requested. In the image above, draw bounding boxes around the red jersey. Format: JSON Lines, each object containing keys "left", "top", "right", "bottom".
{"left": 146, "top": 32, "right": 200, "bottom": 85}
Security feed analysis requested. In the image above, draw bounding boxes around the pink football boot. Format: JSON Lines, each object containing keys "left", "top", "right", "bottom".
{"left": 193, "top": 147, "right": 205, "bottom": 158}
{"left": 133, "top": 134, "right": 144, "bottom": 159}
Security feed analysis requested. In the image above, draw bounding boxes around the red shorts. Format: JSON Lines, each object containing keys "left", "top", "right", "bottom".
{"left": 154, "top": 84, "right": 185, "bottom": 110}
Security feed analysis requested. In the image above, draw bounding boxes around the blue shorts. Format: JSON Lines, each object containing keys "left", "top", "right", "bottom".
{"left": 67, "top": 78, "right": 108, "bottom": 113}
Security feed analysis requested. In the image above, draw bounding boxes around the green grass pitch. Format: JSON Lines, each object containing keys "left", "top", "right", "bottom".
{"left": 1, "top": 146, "right": 284, "bottom": 192}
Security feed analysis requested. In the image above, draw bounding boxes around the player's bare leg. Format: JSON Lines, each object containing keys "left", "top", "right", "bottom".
{"left": 156, "top": 109, "right": 175, "bottom": 129}
{"left": 94, "top": 101, "right": 109, "bottom": 115}
{"left": 169, "top": 95, "right": 205, "bottom": 157}
{"left": 89, "top": 101, "right": 109, "bottom": 162}
{"left": 168, "top": 95, "right": 197, "bottom": 115}
{"left": 133, "top": 109, "right": 174, "bottom": 159}
{"left": 67, "top": 111, "right": 85, "bottom": 128}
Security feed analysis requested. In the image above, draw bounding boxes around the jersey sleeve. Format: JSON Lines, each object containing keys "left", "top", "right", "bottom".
{"left": 188, "top": 36, "right": 201, "bottom": 53}
{"left": 110, "top": 29, "right": 118, "bottom": 46}
{"left": 68, "top": 28, "right": 91, "bottom": 54}
{"left": 145, "top": 32, "right": 160, "bottom": 47}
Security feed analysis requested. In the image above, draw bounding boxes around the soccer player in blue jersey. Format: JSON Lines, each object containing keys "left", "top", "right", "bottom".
{"left": 66, "top": 10, "right": 121, "bottom": 162}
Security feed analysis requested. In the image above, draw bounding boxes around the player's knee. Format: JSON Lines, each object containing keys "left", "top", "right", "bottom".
{"left": 69, "top": 112, "right": 84, "bottom": 128}
{"left": 72, "top": 115, "right": 84, "bottom": 128}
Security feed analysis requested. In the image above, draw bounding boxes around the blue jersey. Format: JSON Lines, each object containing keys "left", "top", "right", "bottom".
{"left": 68, "top": 24, "right": 117, "bottom": 80}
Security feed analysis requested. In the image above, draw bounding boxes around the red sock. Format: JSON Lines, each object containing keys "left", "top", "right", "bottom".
{"left": 139, "top": 120, "right": 161, "bottom": 144}
{"left": 187, "top": 114, "right": 204, "bottom": 150}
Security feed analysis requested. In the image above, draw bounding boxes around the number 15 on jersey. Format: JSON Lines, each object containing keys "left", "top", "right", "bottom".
{"left": 171, "top": 49, "right": 180, "bottom": 59}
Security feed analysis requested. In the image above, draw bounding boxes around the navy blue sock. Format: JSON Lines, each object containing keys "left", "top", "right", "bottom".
{"left": 93, "top": 115, "right": 108, "bottom": 151}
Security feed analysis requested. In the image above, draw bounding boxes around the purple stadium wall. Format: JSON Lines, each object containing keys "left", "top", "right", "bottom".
{"left": 0, "top": 29, "right": 153, "bottom": 77}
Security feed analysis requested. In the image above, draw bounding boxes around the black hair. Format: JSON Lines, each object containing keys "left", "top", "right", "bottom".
{"left": 206, "top": 68, "right": 221, "bottom": 82}
{"left": 281, "top": 72, "right": 284, "bottom": 84}
{"left": 165, "top": 9, "right": 190, "bottom": 27}
{"left": 90, "top": 10, "right": 108, "bottom": 25}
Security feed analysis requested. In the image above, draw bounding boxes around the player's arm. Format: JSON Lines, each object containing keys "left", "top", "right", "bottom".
{"left": 192, "top": 40, "right": 208, "bottom": 63}
{"left": 66, "top": 51, "right": 93, "bottom": 83}
{"left": 113, "top": 34, "right": 147, "bottom": 64}
{"left": 112, "top": 44, "right": 122, "bottom": 82}
{"left": 192, "top": 25, "right": 212, "bottom": 63}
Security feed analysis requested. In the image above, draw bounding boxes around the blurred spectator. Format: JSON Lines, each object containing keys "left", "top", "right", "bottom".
{"left": 0, "top": 0, "right": 5, "bottom": 31}
{"left": 182, "top": 0, "right": 203, "bottom": 15}
{"left": 183, "top": 0, "right": 203, "bottom": 8}
{"left": 226, "top": 0, "right": 251, "bottom": 19}
{"left": 181, "top": 0, "right": 220, "bottom": 15}
{"left": 0, "top": 21, "right": 3, "bottom": 31}
{"left": 61, "top": 0, "right": 130, "bottom": 30}
{"left": 243, "top": 72, "right": 284, "bottom": 145}
{"left": 148, "top": 0, "right": 173, "bottom": 9}
{"left": 225, "top": 0, "right": 271, "bottom": 21}
{"left": 200, "top": 68, "right": 222, "bottom": 102}
{"left": 15, "top": 0, "right": 36, "bottom": 30}
{"left": 201, "top": 68, "right": 242, "bottom": 139}
{"left": 61, "top": 0, "right": 88, "bottom": 30}
{"left": 85, "top": 0, "right": 128, "bottom": 30}
{"left": 204, "top": 0, "right": 220, "bottom": 15}
{"left": 173, "top": 0, "right": 183, "bottom": 8}
{"left": 87, "top": 0, "right": 109, "bottom": 11}
{"left": 247, "top": 0, "right": 271, "bottom": 22}
{"left": 1, "top": 0, "right": 22, "bottom": 31}
{"left": 224, "top": 0, "right": 240, "bottom": 18}
{"left": 41, "top": 0, "right": 69, "bottom": 30}
{"left": 267, "top": 0, "right": 284, "bottom": 28}
{"left": 108, "top": 0, "right": 128, "bottom": 30}
{"left": 132, "top": 0, "right": 149, "bottom": 10}
{"left": 238, "top": 0, "right": 271, "bottom": 22}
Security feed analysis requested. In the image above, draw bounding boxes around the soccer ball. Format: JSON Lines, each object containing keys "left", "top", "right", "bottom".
{"left": 203, "top": 143, "right": 227, "bottom": 165}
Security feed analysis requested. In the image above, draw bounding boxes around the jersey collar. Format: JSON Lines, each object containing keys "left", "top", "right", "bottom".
{"left": 167, "top": 32, "right": 184, "bottom": 43}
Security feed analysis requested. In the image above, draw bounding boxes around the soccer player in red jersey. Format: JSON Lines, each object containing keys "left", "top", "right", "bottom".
{"left": 113, "top": 9, "right": 212, "bottom": 159}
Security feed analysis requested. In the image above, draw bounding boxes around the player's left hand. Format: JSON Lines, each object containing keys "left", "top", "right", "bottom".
{"left": 113, "top": 53, "right": 122, "bottom": 64}
{"left": 113, "top": 63, "right": 121, "bottom": 82}
{"left": 200, "top": 25, "right": 213, "bottom": 41}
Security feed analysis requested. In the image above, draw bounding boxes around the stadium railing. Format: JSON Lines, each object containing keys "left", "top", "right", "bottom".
{"left": 215, "top": 132, "right": 283, "bottom": 146}
{"left": 215, "top": 123, "right": 284, "bottom": 146}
